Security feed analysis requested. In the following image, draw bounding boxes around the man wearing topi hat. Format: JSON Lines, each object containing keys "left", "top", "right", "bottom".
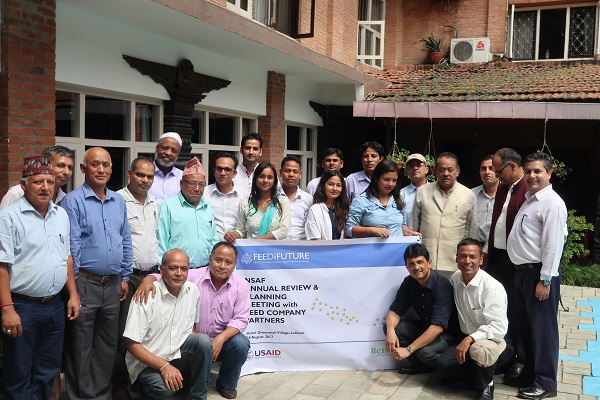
{"left": 0, "top": 155, "right": 80, "bottom": 399}
{"left": 149, "top": 132, "right": 184, "bottom": 203}
{"left": 158, "top": 157, "right": 218, "bottom": 268}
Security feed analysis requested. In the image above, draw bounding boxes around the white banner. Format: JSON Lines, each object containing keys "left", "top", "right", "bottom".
{"left": 235, "top": 237, "right": 418, "bottom": 375}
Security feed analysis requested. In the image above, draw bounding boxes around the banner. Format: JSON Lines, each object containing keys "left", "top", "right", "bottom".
{"left": 235, "top": 237, "right": 419, "bottom": 375}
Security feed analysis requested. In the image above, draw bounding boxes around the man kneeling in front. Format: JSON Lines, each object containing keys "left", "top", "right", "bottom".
{"left": 136, "top": 242, "right": 251, "bottom": 399}
{"left": 124, "top": 249, "right": 212, "bottom": 399}
{"left": 436, "top": 239, "right": 514, "bottom": 400}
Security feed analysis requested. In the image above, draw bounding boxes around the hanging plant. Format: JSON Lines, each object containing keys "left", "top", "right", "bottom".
{"left": 424, "top": 154, "right": 437, "bottom": 182}
{"left": 539, "top": 120, "right": 569, "bottom": 183}
{"left": 386, "top": 118, "right": 410, "bottom": 170}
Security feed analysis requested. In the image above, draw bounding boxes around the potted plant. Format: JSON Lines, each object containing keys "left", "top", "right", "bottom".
{"left": 386, "top": 144, "right": 410, "bottom": 170}
{"left": 420, "top": 34, "right": 444, "bottom": 64}
{"left": 424, "top": 154, "right": 437, "bottom": 182}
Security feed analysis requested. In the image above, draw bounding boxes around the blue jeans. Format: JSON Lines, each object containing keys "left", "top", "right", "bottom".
{"left": 136, "top": 333, "right": 212, "bottom": 400}
{"left": 213, "top": 333, "right": 250, "bottom": 389}
{"left": 2, "top": 296, "right": 65, "bottom": 400}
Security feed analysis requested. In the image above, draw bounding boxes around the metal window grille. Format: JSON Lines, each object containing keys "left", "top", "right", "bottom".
{"left": 512, "top": 11, "right": 536, "bottom": 60}
{"left": 569, "top": 6, "right": 596, "bottom": 58}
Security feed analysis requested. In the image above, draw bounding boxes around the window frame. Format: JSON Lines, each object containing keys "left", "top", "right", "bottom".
{"left": 285, "top": 123, "right": 317, "bottom": 189}
{"left": 357, "top": 0, "right": 386, "bottom": 69}
{"left": 509, "top": 2, "right": 599, "bottom": 61}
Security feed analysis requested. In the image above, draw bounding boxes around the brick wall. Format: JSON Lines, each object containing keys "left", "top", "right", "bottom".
{"left": 299, "top": 0, "right": 358, "bottom": 67}
{"left": 258, "top": 71, "right": 286, "bottom": 165}
{"left": 0, "top": 0, "right": 57, "bottom": 197}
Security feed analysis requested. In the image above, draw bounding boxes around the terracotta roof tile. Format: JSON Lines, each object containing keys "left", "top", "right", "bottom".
{"left": 365, "top": 63, "right": 600, "bottom": 102}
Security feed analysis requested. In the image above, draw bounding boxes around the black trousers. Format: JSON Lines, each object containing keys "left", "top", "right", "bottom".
{"left": 436, "top": 335, "right": 514, "bottom": 391}
{"left": 513, "top": 265, "right": 561, "bottom": 391}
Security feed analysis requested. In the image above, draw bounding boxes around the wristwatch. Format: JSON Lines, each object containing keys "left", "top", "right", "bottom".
{"left": 542, "top": 280, "right": 551, "bottom": 287}
{"left": 407, "top": 345, "right": 414, "bottom": 354}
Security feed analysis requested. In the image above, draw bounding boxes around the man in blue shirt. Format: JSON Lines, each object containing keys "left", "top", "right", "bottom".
{"left": 158, "top": 157, "right": 218, "bottom": 268}
{"left": 384, "top": 243, "right": 456, "bottom": 374}
{"left": 0, "top": 155, "right": 80, "bottom": 400}
{"left": 62, "top": 147, "right": 133, "bottom": 400}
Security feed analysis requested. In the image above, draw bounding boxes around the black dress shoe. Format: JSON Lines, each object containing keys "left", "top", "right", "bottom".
{"left": 474, "top": 385, "right": 494, "bottom": 400}
{"left": 517, "top": 386, "right": 557, "bottom": 399}
{"left": 505, "top": 361, "right": 524, "bottom": 379}
{"left": 216, "top": 379, "right": 238, "bottom": 399}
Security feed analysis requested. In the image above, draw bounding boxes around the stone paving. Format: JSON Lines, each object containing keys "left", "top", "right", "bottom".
{"left": 202, "top": 285, "right": 599, "bottom": 400}
{"left": 54, "top": 286, "right": 599, "bottom": 400}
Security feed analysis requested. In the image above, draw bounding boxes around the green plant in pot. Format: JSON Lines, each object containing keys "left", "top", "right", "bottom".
{"left": 420, "top": 34, "right": 444, "bottom": 64}
{"left": 386, "top": 144, "right": 410, "bottom": 170}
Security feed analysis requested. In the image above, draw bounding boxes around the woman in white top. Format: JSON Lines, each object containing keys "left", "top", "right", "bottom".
{"left": 225, "top": 162, "right": 290, "bottom": 242}
{"left": 305, "top": 170, "right": 349, "bottom": 240}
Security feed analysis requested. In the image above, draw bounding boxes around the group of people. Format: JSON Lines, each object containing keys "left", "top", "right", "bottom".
{"left": 385, "top": 149, "right": 567, "bottom": 400}
{"left": 0, "top": 128, "right": 567, "bottom": 400}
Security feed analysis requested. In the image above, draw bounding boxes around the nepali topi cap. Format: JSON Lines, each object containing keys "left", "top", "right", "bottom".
{"left": 183, "top": 157, "right": 205, "bottom": 177}
{"left": 159, "top": 132, "right": 182, "bottom": 147}
{"left": 22, "top": 155, "right": 53, "bottom": 178}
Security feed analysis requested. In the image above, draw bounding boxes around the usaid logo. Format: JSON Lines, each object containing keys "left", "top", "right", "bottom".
{"left": 250, "top": 349, "right": 282, "bottom": 359}
{"left": 241, "top": 253, "right": 253, "bottom": 265}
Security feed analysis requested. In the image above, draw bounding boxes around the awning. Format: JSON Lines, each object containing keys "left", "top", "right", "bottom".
{"left": 353, "top": 101, "right": 600, "bottom": 120}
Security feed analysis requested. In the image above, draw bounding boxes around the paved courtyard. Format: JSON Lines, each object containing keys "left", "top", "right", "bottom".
{"left": 203, "top": 285, "right": 600, "bottom": 400}
{"left": 52, "top": 286, "right": 598, "bottom": 400}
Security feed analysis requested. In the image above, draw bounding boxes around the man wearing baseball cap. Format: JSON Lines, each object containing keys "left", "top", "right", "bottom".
{"left": 0, "top": 155, "right": 80, "bottom": 399}
{"left": 149, "top": 132, "right": 184, "bottom": 202}
{"left": 400, "top": 153, "right": 429, "bottom": 226}
{"left": 158, "top": 157, "right": 218, "bottom": 268}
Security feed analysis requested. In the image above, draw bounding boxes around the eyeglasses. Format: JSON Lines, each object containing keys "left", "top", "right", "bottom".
{"left": 182, "top": 180, "right": 206, "bottom": 188}
{"left": 494, "top": 163, "right": 510, "bottom": 175}
{"left": 215, "top": 166, "right": 234, "bottom": 173}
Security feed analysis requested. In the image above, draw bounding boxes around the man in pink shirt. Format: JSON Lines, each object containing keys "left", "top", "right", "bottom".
{"left": 135, "top": 242, "right": 250, "bottom": 399}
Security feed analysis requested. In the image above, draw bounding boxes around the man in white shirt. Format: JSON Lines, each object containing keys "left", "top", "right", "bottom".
{"left": 400, "top": 153, "right": 429, "bottom": 226}
{"left": 124, "top": 249, "right": 212, "bottom": 400}
{"left": 436, "top": 239, "right": 513, "bottom": 400}
{"left": 233, "top": 133, "right": 262, "bottom": 195}
{"left": 114, "top": 156, "right": 159, "bottom": 399}
{"left": 149, "top": 132, "right": 183, "bottom": 203}
{"left": 278, "top": 155, "right": 312, "bottom": 240}
{"left": 0, "top": 145, "right": 74, "bottom": 210}
{"left": 472, "top": 155, "right": 499, "bottom": 245}
{"left": 305, "top": 148, "right": 344, "bottom": 195}
{"left": 507, "top": 152, "right": 567, "bottom": 400}
{"left": 346, "top": 141, "right": 384, "bottom": 202}
{"left": 204, "top": 153, "right": 245, "bottom": 241}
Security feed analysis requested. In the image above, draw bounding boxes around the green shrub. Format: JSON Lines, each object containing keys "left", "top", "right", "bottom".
{"left": 561, "top": 209, "right": 595, "bottom": 286}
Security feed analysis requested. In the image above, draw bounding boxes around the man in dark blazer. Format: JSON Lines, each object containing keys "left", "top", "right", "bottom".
{"left": 486, "top": 147, "right": 527, "bottom": 386}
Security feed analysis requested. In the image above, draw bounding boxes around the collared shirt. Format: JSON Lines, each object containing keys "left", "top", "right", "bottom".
{"left": 123, "top": 280, "right": 200, "bottom": 383}
{"left": 234, "top": 195, "right": 291, "bottom": 240}
{"left": 62, "top": 183, "right": 133, "bottom": 280}
{"left": 233, "top": 164, "right": 255, "bottom": 195}
{"left": 148, "top": 162, "right": 183, "bottom": 203}
{"left": 494, "top": 175, "right": 523, "bottom": 250}
{"left": 158, "top": 192, "right": 218, "bottom": 268}
{"left": 451, "top": 269, "right": 508, "bottom": 342}
{"left": 153, "top": 267, "right": 250, "bottom": 339}
{"left": 305, "top": 177, "right": 320, "bottom": 196}
{"left": 389, "top": 270, "right": 454, "bottom": 331}
{"left": 345, "top": 192, "right": 407, "bottom": 238}
{"left": 203, "top": 183, "right": 244, "bottom": 241}
{"left": 0, "top": 184, "right": 66, "bottom": 211}
{"left": 346, "top": 170, "right": 370, "bottom": 203}
{"left": 400, "top": 183, "right": 418, "bottom": 226}
{"left": 278, "top": 187, "right": 313, "bottom": 240}
{"left": 117, "top": 187, "right": 159, "bottom": 271}
{"left": 472, "top": 185, "right": 496, "bottom": 245}
{"left": 507, "top": 184, "right": 567, "bottom": 280}
{"left": 0, "top": 198, "right": 70, "bottom": 297}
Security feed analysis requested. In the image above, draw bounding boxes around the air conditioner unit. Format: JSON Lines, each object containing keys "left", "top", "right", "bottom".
{"left": 450, "top": 38, "right": 492, "bottom": 64}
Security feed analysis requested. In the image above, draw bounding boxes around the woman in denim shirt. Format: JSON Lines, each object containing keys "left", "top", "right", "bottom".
{"left": 345, "top": 159, "right": 421, "bottom": 239}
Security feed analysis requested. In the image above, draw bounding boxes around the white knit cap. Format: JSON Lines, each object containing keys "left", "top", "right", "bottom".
{"left": 159, "top": 132, "right": 182, "bottom": 147}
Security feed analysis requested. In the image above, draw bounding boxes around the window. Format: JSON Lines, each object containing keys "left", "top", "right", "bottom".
{"left": 511, "top": 5, "right": 597, "bottom": 61}
{"left": 227, "top": 0, "right": 252, "bottom": 19}
{"left": 357, "top": 0, "right": 385, "bottom": 69}
{"left": 55, "top": 89, "right": 162, "bottom": 191}
{"left": 191, "top": 108, "right": 258, "bottom": 184}
{"left": 228, "top": 0, "right": 315, "bottom": 38}
{"left": 285, "top": 124, "right": 316, "bottom": 188}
